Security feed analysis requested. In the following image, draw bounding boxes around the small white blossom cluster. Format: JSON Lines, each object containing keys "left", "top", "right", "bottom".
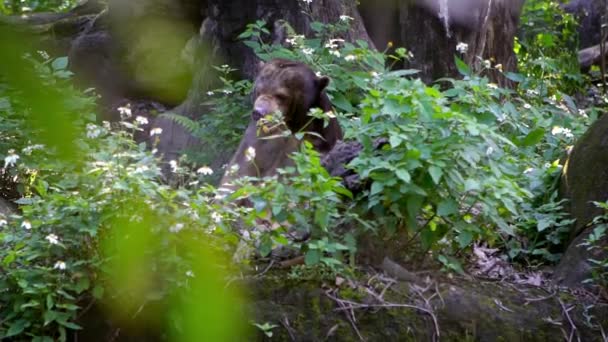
{"left": 117, "top": 105, "right": 132, "bottom": 120}
{"left": 54, "top": 261, "right": 66, "bottom": 270}
{"left": 301, "top": 47, "right": 314, "bottom": 55}
{"left": 86, "top": 123, "right": 103, "bottom": 139}
{"left": 551, "top": 126, "right": 574, "bottom": 138}
{"left": 456, "top": 42, "right": 468, "bottom": 54}
{"left": 37, "top": 50, "right": 50, "bottom": 60}
{"left": 4, "top": 149, "right": 19, "bottom": 168}
{"left": 340, "top": 15, "right": 353, "bottom": 22}
{"left": 169, "top": 160, "right": 178, "bottom": 173}
{"left": 135, "top": 116, "right": 148, "bottom": 126}
{"left": 245, "top": 146, "right": 256, "bottom": 162}
{"left": 285, "top": 34, "right": 305, "bottom": 47}
{"left": 150, "top": 127, "right": 163, "bottom": 136}
{"left": 196, "top": 166, "right": 213, "bottom": 175}
{"left": 45, "top": 233, "right": 60, "bottom": 245}
{"left": 170, "top": 223, "right": 185, "bottom": 233}
{"left": 22, "top": 144, "right": 44, "bottom": 155}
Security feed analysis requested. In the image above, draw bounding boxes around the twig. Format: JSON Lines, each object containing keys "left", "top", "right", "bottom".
{"left": 325, "top": 291, "right": 440, "bottom": 341}
{"left": 524, "top": 292, "right": 556, "bottom": 305}
{"left": 493, "top": 299, "right": 514, "bottom": 313}
{"left": 255, "top": 259, "right": 275, "bottom": 278}
{"left": 328, "top": 290, "right": 365, "bottom": 341}
{"left": 280, "top": 315, "right": 297, "bottom": 342}
{"left": 558, "top": 298, "right": 580, "bottom": 342}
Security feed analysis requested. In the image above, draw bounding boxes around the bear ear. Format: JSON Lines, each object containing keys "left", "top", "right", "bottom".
{"left": 256, "top": 60, "right": 266, "bottom": 72}
{"left": 316, "top": 76, "right": 330, "bottom": 91}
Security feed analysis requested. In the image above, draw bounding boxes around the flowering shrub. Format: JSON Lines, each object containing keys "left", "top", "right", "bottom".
{"left": 0, "top": 55, "right": 245, "bottom": 340}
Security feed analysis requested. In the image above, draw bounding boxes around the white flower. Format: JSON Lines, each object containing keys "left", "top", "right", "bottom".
{"left": 526, "top": 89, "right": 539, "bottom": 96}
{"left": 495, "top": 63, "right": 503, "bottom": 72}
{"left": 22, "top": 144, "right": 44, "bottom": 155}
{"left": 483, "top": 59, "right": 491, "bottom": 68}
{"left": 186, "top": 270, "right": 195, "bottom": 278}
{"left": 329, "top": 50, "right": 341, "bottom": 57}
{"left": 150, "top": 128, "right": 163, "bottom": 136}
{"left": 135, "top": 116, "right": 148, "bottom": 125}
{"left": 37, "top": 50, "right": 50, "bottom": 60}
{"left": 223, "top": 89, "right": 233, "bottom": 95}
{"left": 340, "top": 15, "right": 353, "bottom": 21}
{"left": 53, "top": 261, "right": 66, "bottom": 270}
{"left": 169, "top": 160, "right": 178, "bottom": 173}
{"left": 544, "top": 162, "right": 552, "bottom": 168}
{"left": 324, "top": 39, "right": 344, "bottom": 49}
{"left": 523, "top": 103, "right": 532, "bottom": 109}
{"left": 86, "top": 123, "right": 102, "bottom": 139}
{"left": 456, "top": 42, "right": 468, "bottom": 54}
{"left": 4, "top": 150, "right": 19, "bottom": 168}
{"left": 196, "top": 166, "right": 213, "bottom": 175}
{"left": 0, "top": 219, "right": 6, "bottom": 226}
{"left": 45, "top": 234, "right": 59, "bottom": 245}
{"left": 245, "top": 147, "right": 256, "bottom": 162}
{"left": 102, "top": 121, "right": 111, "bottom": 130}
{"left": 552, "top": 126, "right": 573, "bottom": 138}
{"left": 344, "top": 54, "right": 356, "bottom": 61}
{"left": 302, "top": 48, "right": 314, "bottom": 55}
{"left": 211, "top": 212, "right": 222, "bottom": 223}
{"left": 578, "top": 109, "right": 588, "bottom": 118}
{"left": 134, "top": 165, "right": 150, "bottom": 174}
{"left": 523, "top": 168, "right": 535, "bottom": 174}
{"left": 207, "top": 91, "right": 214, "bottom": 96}
{"left": 117, "top": 106, "right": 132, "bottom": 118}
{"left": 21, "top": 220, "right": 31, "bottom": 230}
{"left": 169, "top": 223, "right": 185, "bottom": 233}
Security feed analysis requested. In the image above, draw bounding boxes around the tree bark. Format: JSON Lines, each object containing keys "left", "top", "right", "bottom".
{"left": 360, "top": 0, "right": 524, "bottom": 87}
{"left": 154, "top": 0, "right": 374, "bottom": 167}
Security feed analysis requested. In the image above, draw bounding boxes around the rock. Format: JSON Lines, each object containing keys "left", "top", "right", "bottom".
{"left": 560, "top": 114, "right": 608, "bottom": 239}
{"left": 563, "top": 0, "right": 604, "bottom": 49}
{"left": 0, "top": 197, "right": 16, "bottom": 217}
{"left": 557, "top": 113, "right": 608, "bottom": 287}
{"left": 553, "top": 224, "right": 608, "bottom": 287}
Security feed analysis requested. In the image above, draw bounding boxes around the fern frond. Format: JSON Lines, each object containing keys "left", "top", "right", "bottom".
{"left": 158, "top": 112, "right": 201, "bottom": 134}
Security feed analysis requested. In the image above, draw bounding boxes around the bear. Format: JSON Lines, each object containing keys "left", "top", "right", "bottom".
{"left": 219, "top": 58, "right": 342, "bottom": 188}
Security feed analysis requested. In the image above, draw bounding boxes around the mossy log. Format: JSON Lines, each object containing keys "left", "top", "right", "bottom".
{"left": 245, "top": 265, "right": 607, "bottom": 341}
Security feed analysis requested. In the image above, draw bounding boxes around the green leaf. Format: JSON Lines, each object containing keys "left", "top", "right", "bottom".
{"left": 464, "top": 179, "right": 480, "bottom": 192}
{"left": 504, "top": 72, "right": 524, "bottom": 82}
{"left": 437, "top": 199, "right": 459, "bottom": 216}
{"left": 6, "top": 319, "right": 27, "bottom": 337}
{"left": 92, "top": 285, "right": 104, "bottom": 300}
{"left": 370, "top": 181, "right": 383, "bottom": 196}
{"left": 51, "top": 57, "right": 68, "bottom": 70}
{"left": 520, "top": 128, "right": 545, "bottom": 147}
{"left": 457, "top": 231, "right": 473, "bottom": 249}
{"left": 454, "top": 56, "right": 470, "bottom": 76}
{"left": 304, "top": 249, "right": 321, "bottom": 265}
{"left": 428, "top": 166, "right": 443, "bottom": 184}
{"left": 395, "top": 169, "right": 411, "bottom": 183}
{"left": 537, "top": 218, "right": 552, "bottom": 232}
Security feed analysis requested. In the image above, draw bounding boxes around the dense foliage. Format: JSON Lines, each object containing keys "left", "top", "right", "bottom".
{"left": 0, "top": 0, "right": 76, "bottom": 14}
{"left": 0, "top": 0, "right": 605, "bottom": 339}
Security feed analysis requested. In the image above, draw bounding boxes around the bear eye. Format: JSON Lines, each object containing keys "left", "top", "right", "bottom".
{"left": 275, "top": 93, "right": 288, "bottom": 102}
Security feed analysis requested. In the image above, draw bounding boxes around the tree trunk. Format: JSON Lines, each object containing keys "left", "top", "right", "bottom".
{"left": 154, "top": 0, "right": 373, "bottom": 167}
{"left": 360, "top": 0, "right": 524, "bottom": 87}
